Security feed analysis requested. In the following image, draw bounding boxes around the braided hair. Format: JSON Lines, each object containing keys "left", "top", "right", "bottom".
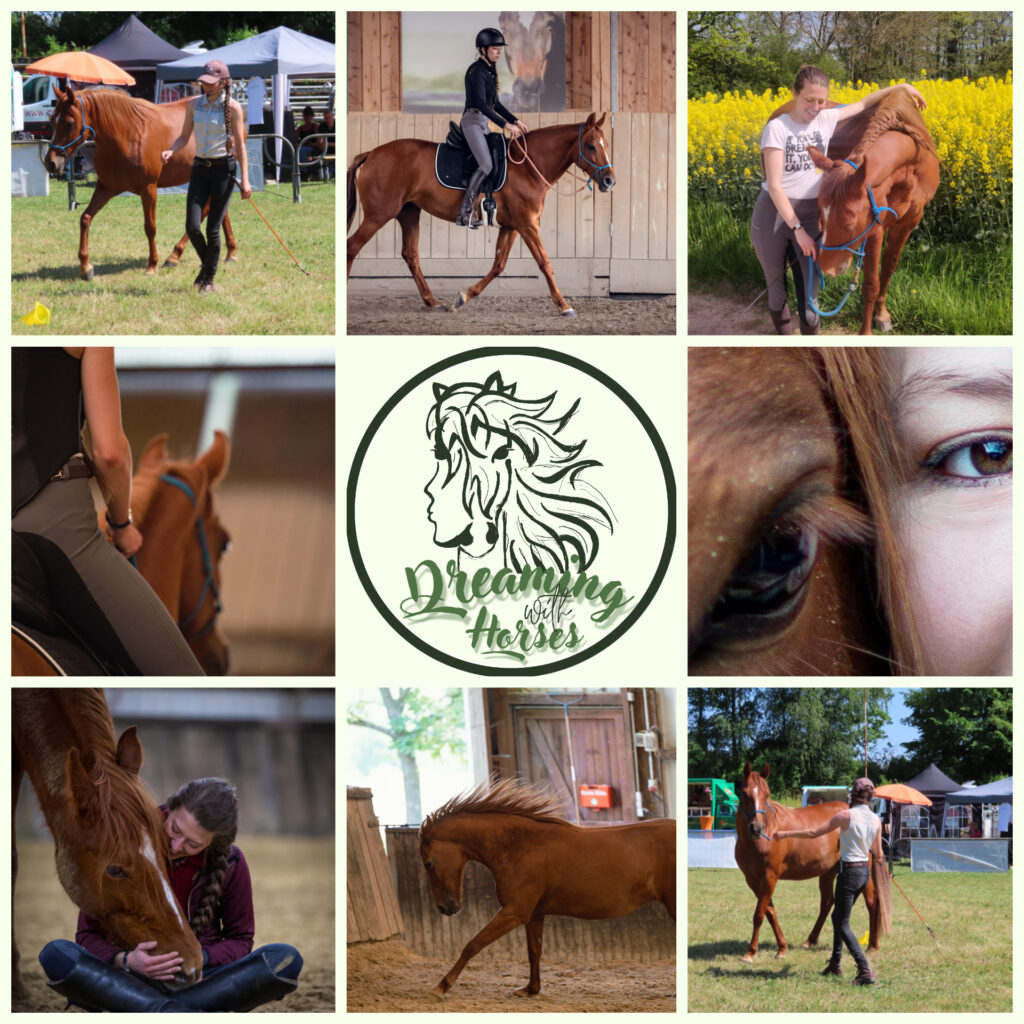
{"left": 168, "top": 777, "right": 239, "bottom": 937}
{"left": 222, "top": 77, "right": 233, "bottom": 155}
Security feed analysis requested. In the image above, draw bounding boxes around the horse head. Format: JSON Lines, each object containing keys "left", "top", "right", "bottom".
{"left": 740, "top": 762, "right": 772, "bottom": 841}
{"left": 418, "top": 825, "right": 467, "bottom": 917}
{"left": 808, "top": 147, "right": 876, "bottom": 277}
{"left": 58, "top": 724, "right": 203, "bottom": 987}
{"left": 499, "top": 11, "right": 554, "bottom": 111}
{"left": 578, "top": 112, "right": 616, "bottom": 192}
{"left": 45, "top": 82, "right": 91, "bottom": 177}
{"left": 134, "top": 431, "right": 232, "bottom": 675}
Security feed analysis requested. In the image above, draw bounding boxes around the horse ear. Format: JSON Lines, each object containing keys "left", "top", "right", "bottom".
{"left": 596, "top": 112, "right": 606, "bottom": 128}
{"left": 763, "top": 763, "right": 771, "bottom": 779}
{"left": 806, "top": 146, "right": 832, "bottom": 172}
{"left": 65, "top": 747, "right": 95, "bottom": 817}
{"left": 432, "top": 382, "right": 446, "bottom": 402}
{"left": 197, "top": 429, "right": 231, "bottom": 487}
{"left": 483, "top": 370, "right": 505, "bottom": 393}
{"left": 585, "top": 112, "right": 596, "bottom": 128}
{"left": 115, "top": 726, "right": 144, "bottom": 776}
{"left": 138, "top": 433, "right": 170, "bottom": 472}
{"left": 743, "top": 761, "right": 751, "bottom": 778}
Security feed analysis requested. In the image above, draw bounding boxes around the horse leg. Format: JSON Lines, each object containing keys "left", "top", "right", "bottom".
{"left": 517, "top": 219, "right": 576, "bottom": 316}
{"left": 140, "top": 183, "right": 160, "bottom": 275}
{"left": 873, "top": 217, "right": 918, "bottom": 333}
{"left": 857, "top": 230, "right": 886, "bottom": 334}
{"left": 222, "top": 212, "right": 239, "bottom": 264}
{"left": 12, "top": 754, "right": 27, "bottom": 1001}
{"left": 742, "top": 882, "right": 785, "bottom": 961}
{"left": 396, "top": 204, "right": 443, "bottom": 310}
{"left": 455, "top": 225, "right": 519, "bottom": 309}
{"left": 804, "top": 865, "right": 838, "bottom": 948}
{"left": 514, "top": 913, "right": 544, "bottom": 997}
{"left": 431, "top": 905, "right": 524, "bottom": 1000}
{"left": 77, "top": 181, "right": 116, "bottom": 281}
{"left": 864, "top": 872, "right": 880, "bottom": 952}
{"left": 347, "top": 211, "right": 393, "bottom": 280}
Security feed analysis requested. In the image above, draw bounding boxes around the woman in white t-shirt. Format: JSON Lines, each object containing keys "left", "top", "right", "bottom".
{"left": 751, "top": 66, "right": 926, "bottom": 334}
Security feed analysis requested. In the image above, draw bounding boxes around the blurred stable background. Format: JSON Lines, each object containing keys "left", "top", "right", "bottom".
{"left": 109, "top": 347, "right": 335, "bottom": 676}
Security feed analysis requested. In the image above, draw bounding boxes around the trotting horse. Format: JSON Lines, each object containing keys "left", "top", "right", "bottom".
{"left": 735, "top": 763, "right": 889, "bottom": 961}
{"left": 805, "top": 91, "right": 939, "bottom": 334}
{"left": 419, "top": 777, "right": 675, "bottom": 998}
{"left": 688, "top": 347, "right": 895, "bottom": 675}
{"left": 11, "top": 430, "right": 231, "bottom": 676}
{"left": 44, "top": 85, "right": 239, "bottom": 281}
{"left": 12, "top": 688, "right": 203, "bottom": 1000}
{"left": 347, "top": 113, "right": 615, "bottom": 316}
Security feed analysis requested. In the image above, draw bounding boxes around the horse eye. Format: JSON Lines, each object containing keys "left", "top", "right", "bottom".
{"left": 704, "top": 524, "right": 819, "bottom": 645}
{"left": 492, "top": 445, "right": 510, "bottom": 460}
{"left": 106, "top": 865, "right": 129, "bottom": 879}
{"left": 424, "top": 860, "right": 433, "bottom": 870}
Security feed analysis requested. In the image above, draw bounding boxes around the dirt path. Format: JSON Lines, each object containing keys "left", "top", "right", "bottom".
{"left": 688, "top": 281, "right": 846, "bottom": 335}
{"left": 347, "top": 293, "right": 676, "bottom": 336}
{"left": 347, "top": 937, "right": 676, "bottom": 1012}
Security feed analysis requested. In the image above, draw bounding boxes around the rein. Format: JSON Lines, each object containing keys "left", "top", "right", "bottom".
{"left": 809, "top": 158, "right": 899, "bottom": 318}
{"left": 506, "top": 124, "right": 606, "bottom": 196}
{"left": 159, "top": 473, "right": 222, "bottom": 641}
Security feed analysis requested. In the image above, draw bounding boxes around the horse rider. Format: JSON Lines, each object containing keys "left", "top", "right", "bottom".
{"left": 775, "top": 777, "right": 883, "bottom": 985}
{"left": 458, "top": 28, "right": 529, "bottom": 227}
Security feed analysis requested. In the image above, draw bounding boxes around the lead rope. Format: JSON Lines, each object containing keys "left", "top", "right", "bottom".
{"left": 506, "top": 131, "right": 592, "bottom": 196}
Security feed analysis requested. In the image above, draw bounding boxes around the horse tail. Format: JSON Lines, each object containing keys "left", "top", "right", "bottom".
{"left": 871, "top": 853, "right": 892, "bottom": 937}
{"left": 347, "top": 153, "right": 370, "bottom": 230}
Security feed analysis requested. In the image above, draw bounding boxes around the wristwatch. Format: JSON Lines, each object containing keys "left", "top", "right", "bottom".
{"left": 105, "top": 509, "right": 133, "bottom": 531}
{"left": 790, "top": 222, "right": 801, "bottom": 232}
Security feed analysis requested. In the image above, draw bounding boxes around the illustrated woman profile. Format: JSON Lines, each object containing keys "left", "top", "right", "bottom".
{"left": 424, "top": 371, "right": 614, "bottom": 572}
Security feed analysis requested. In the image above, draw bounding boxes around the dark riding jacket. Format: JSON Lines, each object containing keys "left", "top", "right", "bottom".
{"left": 464, "top": 57, "right": 516, "bottom": 128}
{"left": 75, "top": 807, "right": 255, "bottom": 968}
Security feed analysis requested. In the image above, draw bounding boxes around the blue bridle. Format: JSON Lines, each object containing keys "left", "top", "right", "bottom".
{"left": 576, "top": 123, "right": 612, "bottom": 192}
{"left": 808, "top": 158, "right": 899, "bottom": 318}
{"left": 741, "top": 795, "right": 776, "bottom": 842}
{"left": 48, "top": 93, "right": 96, "bottom": 176}
{"left": 159, "top": 473, "right": 223, "bottom": 641}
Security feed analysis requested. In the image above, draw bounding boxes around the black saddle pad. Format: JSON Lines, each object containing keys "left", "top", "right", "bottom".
{"left": 436, "top": 123, "right": 508, "bottom": 192}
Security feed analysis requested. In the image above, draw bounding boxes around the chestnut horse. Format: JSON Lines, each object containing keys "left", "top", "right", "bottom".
{"left": 802, "top": 91, "right": 939, "bottom": 334}
{"left": 44, "top": 85, "right": 239, "bottom": 281}
{"left": 735, "top": 763, "right": 889, "bottom": 961}
{"left": 688, "top": 347, "right": 891, "bottom": 675}
{"left": 11, "top": 430, "right": 231, "bottom": 676}
{"left": 347, "top": 113, "right": 615, "bottom": 316}
{"left": 12, "top": 688, "right": 203, "bottom": 1000}
{"left": 419, "top": 778, "right": 675, "bottom": 998}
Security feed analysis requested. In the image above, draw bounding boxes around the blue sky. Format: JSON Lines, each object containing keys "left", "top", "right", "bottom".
{"left": 878, "top": 687, "right": 920, "bottom": 756}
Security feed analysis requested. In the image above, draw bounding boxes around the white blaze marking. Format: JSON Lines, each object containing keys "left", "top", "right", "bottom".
{"left": 141, "top": 834, "right": 188, "bottom": 929}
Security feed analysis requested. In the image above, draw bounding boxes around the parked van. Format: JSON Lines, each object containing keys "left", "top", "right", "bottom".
{"left": 20, "top": 74, "right": 124, "bottom": 138}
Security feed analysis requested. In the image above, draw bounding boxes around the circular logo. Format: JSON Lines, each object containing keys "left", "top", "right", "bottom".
{"left": 348, "top": 347, "right": 675, "bottom": 675}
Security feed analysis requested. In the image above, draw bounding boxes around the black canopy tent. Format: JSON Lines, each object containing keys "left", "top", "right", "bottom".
{"left": 88, "top": 15, "right": 190, "bottom": 101}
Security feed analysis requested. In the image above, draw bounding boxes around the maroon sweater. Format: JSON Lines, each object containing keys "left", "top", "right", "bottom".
{"left": 75, "top": 807, "right": 255, "bottom": 967}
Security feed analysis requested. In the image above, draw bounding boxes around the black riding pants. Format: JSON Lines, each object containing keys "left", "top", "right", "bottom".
{"left": 186, "top": 159, "right": 236, "bottom": 279}
{"left": 831, "top": 861, "right": 870, "bottom": 968}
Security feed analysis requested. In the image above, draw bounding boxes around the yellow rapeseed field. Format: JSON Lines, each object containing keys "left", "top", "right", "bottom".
{"left": 687, "top": 74, "right": 1012, "bottom": 238}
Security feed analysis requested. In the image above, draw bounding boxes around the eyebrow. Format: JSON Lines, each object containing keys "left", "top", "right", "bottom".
{"left": 895, "top": 369, "right": 1013, "bottom": 410}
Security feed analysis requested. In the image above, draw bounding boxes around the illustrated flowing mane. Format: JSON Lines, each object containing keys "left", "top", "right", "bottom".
{"left": 427, "top": 371, "right": 614, "bottom": 571}
{"left": 419, "top": 777, "right": 568, "bottom": 842}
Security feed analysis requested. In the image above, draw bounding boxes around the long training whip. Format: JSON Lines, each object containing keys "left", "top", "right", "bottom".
{"left": 888, "top": 869, "right": 941, "bottom": 950}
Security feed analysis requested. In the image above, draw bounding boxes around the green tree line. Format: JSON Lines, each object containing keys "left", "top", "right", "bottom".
{"left": 688, "top": 688, "right": 1011, "bottom": 795}
{"left": 688, "top": 10, "right": 1012, "bottom": 98}
{"left": 13, "top": 11, "right": 335, "bottom": 62}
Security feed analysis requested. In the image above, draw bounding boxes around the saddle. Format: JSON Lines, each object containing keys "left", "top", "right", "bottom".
{"left": 12, "top": 531, "right": 133, "bottom": 675}
{"left": 435, "top": 122, "right": 508, "bottom": 225}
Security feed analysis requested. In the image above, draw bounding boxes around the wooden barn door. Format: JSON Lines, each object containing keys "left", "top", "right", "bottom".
{"left": 512, "top": 699, "right": 635, "bottom": 824}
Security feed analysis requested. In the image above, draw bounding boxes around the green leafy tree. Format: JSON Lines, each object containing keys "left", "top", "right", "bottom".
{"left": 347, "top": 689, "right": 466, "bottom": 823}
{"left": 688, "top": 12, "right": 780, "bottom": 98}
{"left": 900, "top": 688, "right": 1011, "bottom": 783}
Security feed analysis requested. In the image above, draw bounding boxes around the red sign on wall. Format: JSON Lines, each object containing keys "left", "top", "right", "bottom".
{"left": 580, "top": 784, "right": 612, "bottom": 809}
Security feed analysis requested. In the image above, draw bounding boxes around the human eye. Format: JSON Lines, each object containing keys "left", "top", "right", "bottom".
{"left": 923, "top": 432, "right": 1012, "bottom": 485}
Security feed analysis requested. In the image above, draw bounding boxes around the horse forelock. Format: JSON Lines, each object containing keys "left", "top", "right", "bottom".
{"left": 420, "top": 778, "right": 567, "bottom": 841}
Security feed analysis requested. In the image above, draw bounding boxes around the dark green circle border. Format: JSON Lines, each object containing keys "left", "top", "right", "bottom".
{"left": 347, "top": 346, "right": 676, "bottom": 676}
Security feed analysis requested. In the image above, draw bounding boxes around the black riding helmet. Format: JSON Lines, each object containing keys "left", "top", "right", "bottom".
{"left": 475, "top": 28, "right": 506, "bottom": 49}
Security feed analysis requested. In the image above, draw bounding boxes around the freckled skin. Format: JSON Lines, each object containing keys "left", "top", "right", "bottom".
{"left": 688, "top": 347, "right": 886, "bottom": 676}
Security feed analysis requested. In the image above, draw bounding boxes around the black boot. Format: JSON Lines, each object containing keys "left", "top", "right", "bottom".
{"left": 41, "top": 944, "right": 197, "bottom": 1012}
{"left": 821, "top": 954, "right": 843, "bottom": 977}
{"left": 172, "top": 950, "right": 298, "bottom": 1012}
{"left": 769, "top": 305, "right": 793, "bottom": 335}
{"left": 853, "top": 961, "right": 876, "bottom": 985}
{"left": 456, "top": 169, "right": 487, "bottom": 227}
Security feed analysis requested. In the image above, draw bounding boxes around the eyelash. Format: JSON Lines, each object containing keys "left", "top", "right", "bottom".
{"left": 922, "top": 432, "right": 1013, "bottom": 487}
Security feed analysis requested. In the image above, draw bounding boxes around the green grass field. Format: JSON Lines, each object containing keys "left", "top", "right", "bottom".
{"left": 12, "top": 180, "right": 335, "bottom": 336}
{"left": 689, "top": 199, "right": 1011, "bottom": 335}
{"left": 688, "top": 864, "right": 1011, "bottom": 1012}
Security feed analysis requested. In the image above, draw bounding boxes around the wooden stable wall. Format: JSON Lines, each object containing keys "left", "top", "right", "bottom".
{"left": 348, "top": 788, "right": 404, "bottom": 943}
{"left": 386, "top": 826, "right": 675, "bottom": 962}
{"left": 347, "top": 110, "right": 674, "bottom": 295}
{"left": 349, "top": 12, "right": 676, "bottom": 114}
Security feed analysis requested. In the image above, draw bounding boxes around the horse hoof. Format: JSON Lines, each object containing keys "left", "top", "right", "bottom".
{"left": 775, "top": 951, "right": 787, "bottom": 959}
{"left": 429, "top": 987, "right": 446, "bottom": 1002}
{"left": 740, "top": 953, "right": 756, "bottom": 963}
{"left": 224, "top": 256, "right": 237, "bottom": 264}
{"left": 561, "top": 307, "right": 576, "bottom": 317}
{"left": 161, "top": 260, "right": 178, "bottom": 270}
{"left": 144, "top": 268, "right": 156, "bottom": 276}
{"left": 82, "top": 269, "right": 94, "bottom": 282}
{"left": 455, "top": 292, "right": 467, "bottom": 308}
{"left": 876, "top": 319, "right": 894, "bottom": 333}
{"left": 513, "top": 986, "right": 540, "bottom": 998}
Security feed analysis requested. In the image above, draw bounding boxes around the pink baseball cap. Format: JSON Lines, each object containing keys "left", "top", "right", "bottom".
{"left": 198, "top": 60, "right": 230, "bottom": 84}
{"left": 852, "top": 777, "right": 875, "bottom": 793}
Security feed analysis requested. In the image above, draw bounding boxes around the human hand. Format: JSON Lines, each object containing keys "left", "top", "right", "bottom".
{"left": 794, "top": 227, "right": 816, "bottom": 259}
{"left": 507, "top": 124, "right": 522, "bottom": 139}
{"left": 516, "top": 120, "right": 528, "bottom": 134}
{"left": 240, "top": 178, "right": 252, "bottom": 200}
{"left": 127, "top": 941, "right": 184, "bottom": 981}
{"left": 904, "top": 84, "right": 926, "bottom": 111}
{"left": 113, "top": 523, "right": 143, "bottom": 558}
{"left": 160, "top": 149, "right": 173, "bottom": 164}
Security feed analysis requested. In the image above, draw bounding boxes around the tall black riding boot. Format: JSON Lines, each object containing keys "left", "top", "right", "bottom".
{"left": 456, "top": 168, "right": 487, "bottom": 227}
{"left": 40, "top": 942, "right": 197, "bottom": 1012}
{"left": 172, "top": 950, "right": 298, "bottom": 1012}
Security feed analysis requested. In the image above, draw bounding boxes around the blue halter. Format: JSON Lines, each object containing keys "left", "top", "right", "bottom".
{"left": 808, "top": 158, "right": 899, "bottom": 318}
{"left": 159, "top": 473, "right": 223, "bottom": 641}
{"left": 577, "top": 123, "right": 611, "bottom": 192}
{"left": 48, "top": 93, "right": 96, "bottom": 178}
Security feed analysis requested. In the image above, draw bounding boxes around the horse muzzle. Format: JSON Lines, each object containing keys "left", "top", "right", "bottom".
{"left": 598, "top": 174, "right": 616, "bottom": 193}
{"left": 436, "top": 896, "right": 459, "bottom": 916}
{"left": 44, "top": 150, "right": 65, "bottom": 176}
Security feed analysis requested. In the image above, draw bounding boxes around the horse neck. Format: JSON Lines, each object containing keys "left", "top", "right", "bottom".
{"left": 134, "top": 469, "right": 197, "bottom": 617}
{"left": 13, "top": 689, "right": 118, "bottom": 826}
{"left": 84, "top": 93, "right": 144, "bottom": 153}
{"left": 525, "top": 125, "right": 576, "bottom": 182}
{"left": 439, "top": 813, "right": 540, "bottom": 866}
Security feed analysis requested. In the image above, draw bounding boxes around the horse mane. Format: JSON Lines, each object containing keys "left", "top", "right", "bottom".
{"left": 80, "top": 88, "right": 157, "bottom": 135}
{"left": 420, "top": 777, "right": 568, "bottom": 841}
{"left": 848, "top": 90, "right": 936, "bottom": 163}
